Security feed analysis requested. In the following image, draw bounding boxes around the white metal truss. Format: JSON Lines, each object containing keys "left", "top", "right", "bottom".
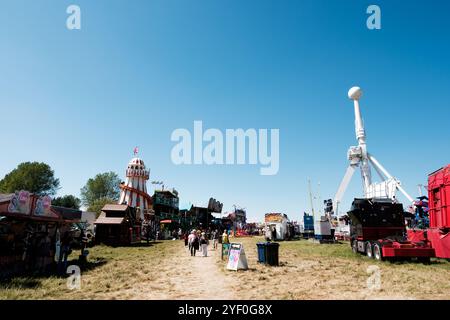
{"left": 333, "top": 87, "right": 414, "bottom": 216}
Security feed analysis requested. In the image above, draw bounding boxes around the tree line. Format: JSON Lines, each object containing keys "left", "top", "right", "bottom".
{"left": 0, "top": 161, "right": 121, "bottom": 216}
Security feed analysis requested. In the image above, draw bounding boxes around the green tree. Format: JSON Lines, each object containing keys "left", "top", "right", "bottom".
{"left": 52, "top": 195, "right": 81, "bottom": 210}
{"left": 0, "top": 162, "right": 60, "bottom": 196}
{"left": 80, "top": 172, "right": 120, "bottom": 207}
{"left": 88, "top": 197, "right": 117, "bottom": 216}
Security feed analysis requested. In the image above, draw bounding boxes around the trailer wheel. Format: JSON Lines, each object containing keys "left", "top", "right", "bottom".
{"left": 373, "top": 242, "right": 384, "bottom": 261}
{"left": 365, "top": 241, "right": 373, "bottom": 258}
{"left": 351, "top": 240, "right": 358, "bottom": 254}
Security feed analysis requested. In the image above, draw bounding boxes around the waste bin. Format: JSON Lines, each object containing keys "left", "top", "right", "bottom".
{"left": 265, "top": 242, "right": 279, "bottom": 266}
{"left": 256, "top": 242, "right": 266, "bottom": 263}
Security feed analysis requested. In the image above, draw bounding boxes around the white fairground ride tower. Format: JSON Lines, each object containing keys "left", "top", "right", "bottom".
{"left": 119, "top": 153, "right": 153, "bottom": 220}
{"left": 333, "top": 86, "right": 414, "bottom": 216}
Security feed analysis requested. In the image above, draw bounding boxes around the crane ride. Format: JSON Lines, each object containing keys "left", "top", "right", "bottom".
{"left": 334, "top": 86, "right": 414, "bottom": 211}
{"left": 322, "top": 86, "right": 436, "bottom": 261}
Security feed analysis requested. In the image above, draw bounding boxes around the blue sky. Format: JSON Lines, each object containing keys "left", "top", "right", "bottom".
{"left": 1, "top": 0, "right": 449, "bottom": 222}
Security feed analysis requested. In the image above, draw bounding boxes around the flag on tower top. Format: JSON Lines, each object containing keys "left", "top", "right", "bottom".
{"left": 133, "top": 146, "right": 139, "bottom": 156}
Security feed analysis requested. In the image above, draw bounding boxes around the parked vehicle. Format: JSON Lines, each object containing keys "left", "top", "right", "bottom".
{"left": 348, "top": 198, "right": 434, "bottom": 261}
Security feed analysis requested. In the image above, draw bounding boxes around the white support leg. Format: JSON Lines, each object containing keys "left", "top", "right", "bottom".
{"left": 370, "top": 159, "right": 387, "bottom": 182}
{"left": 367, "top": 153, "right": 414, "bottom": 203}
{"left": 333, "top": 164, "right": 357, "bottom": 215}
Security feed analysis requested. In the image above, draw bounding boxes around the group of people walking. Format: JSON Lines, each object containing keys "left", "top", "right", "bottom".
{"left": 186, "top": 230, "right": 208, "bottom": 257}
{"left": 185, "top": 229, "right": 226, "bottom": 257}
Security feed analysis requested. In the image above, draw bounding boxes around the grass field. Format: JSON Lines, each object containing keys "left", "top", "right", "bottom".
{"left": 218, "top": 237, "right": 450, "bottom": 299}
{"left": 1, "top": 237, "right": 449, "bottom": 300}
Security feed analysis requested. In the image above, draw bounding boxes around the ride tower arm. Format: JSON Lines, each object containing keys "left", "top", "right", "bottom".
{"left": 333, "top": 164, "right": 357, "bottom": 216}
{"left": 367, "top": 153, "right": 414, "bottom": 203}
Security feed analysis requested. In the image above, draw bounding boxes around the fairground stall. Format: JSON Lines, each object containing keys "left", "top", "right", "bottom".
{"left": 0, "top": 191, "right": 81, "bottom": 277}
{"left": 264, "top": 213, "right": 292, "bottom": 240}
{"left": 94, "top": 204, "right": 141, "bottom": 246}
{"left": 153, "top": 189, "right": 180, "bottom": 239}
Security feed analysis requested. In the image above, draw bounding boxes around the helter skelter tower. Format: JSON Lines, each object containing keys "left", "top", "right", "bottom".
{"left": 119, "top": 150, "right": 152, "bottom": 220}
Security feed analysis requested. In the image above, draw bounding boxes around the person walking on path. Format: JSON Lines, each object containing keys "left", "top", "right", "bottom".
{"left": 184, "top": 232, "right": 189, "bottom": 247}
{"left": 212, "top": 229, "right": 219, "bottom": 250}
{"left": 200, "top": 233, "right": 209, "bottom": 257}
{"left": 189, "top": 231, "right": 199, "bottom": 256}
{"left": 196, "top": 230, "right": 202, "bottom": 252}
{"left": 222, "top": 230, "right": 229, "bottom": 244}
{"left": 188, "top": 230, "right": 196, "bottom": 253}
{"left": 192, "top": 235, "right": 199, "bottom": 256}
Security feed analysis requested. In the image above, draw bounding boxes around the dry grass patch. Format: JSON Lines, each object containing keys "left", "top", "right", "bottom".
{"left": 217, "top": 237, "right": 450, "bottom": 300}
{"left": 1, "top": 236, "right": 449, "bottom": 300}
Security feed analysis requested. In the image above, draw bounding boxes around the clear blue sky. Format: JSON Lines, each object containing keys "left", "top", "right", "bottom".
{"left": 1, "top": 0, "right": 449, "bottom": 222}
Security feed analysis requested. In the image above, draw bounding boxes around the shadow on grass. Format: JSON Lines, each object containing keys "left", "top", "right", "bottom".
{"left": 0, "top": 241, "right": 169, "bottom": 290}
{"left": 66, "top": 257, "right": 109, "bottom": 272}
{"left": 0, "top": 256, "right": 109, "bottom": 287}
{"left": 0, "top": 277, "right": 42, "bottom": 290}
{"left": 131, "top": 241, "right": 164, "bottom": 247}
{"left": 101, "top": 241, "right": 164, "bottom": 248}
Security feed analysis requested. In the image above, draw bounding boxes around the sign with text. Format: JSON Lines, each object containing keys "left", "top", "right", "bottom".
{"left": 226, "top": 242, "right": 248, "bottom": 271}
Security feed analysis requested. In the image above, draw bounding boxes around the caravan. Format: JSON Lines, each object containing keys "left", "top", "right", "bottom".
{"left": 264, "top": 213, "right": 290, "bottom": 241}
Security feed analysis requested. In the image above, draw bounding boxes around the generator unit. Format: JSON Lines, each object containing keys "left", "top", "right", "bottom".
{"left": 301, "top": 213, "right": 315, "bottom": 239}
{"left": 348, "top": 198, "right": 434, "bottom": 260}
{"left": 313, "top": 199, "right": 335, "bottom": 241}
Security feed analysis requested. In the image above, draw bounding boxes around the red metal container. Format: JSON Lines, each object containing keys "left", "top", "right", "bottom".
{"left": 407, "top": 229, "right": 427, "bottom": 242}
{"left": 428, "top": 164, "right": 450, "bottom": 229}
{"left": 427, "top": 164, "right": 450, "bottom": 259}
{"left": 427, "top": 228, "right": 450, "bottom": 259}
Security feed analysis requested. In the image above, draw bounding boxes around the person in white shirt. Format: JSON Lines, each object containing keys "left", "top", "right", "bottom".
{"left": 200, "top": 233, "right": 209, "bottom": 257}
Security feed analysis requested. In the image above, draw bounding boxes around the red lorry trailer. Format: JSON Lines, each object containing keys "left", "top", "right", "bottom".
{"left": 407, "top": 164, "right": 450, "bottom": 259}
{"left": 348, "top": 198, "right": 435, "bottom": 261}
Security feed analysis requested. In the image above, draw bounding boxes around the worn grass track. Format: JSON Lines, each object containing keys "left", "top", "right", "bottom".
{"left": 1, "top": 237, "right": 449, "bottom": 299}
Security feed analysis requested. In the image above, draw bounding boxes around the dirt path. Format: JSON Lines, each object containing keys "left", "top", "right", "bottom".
{"left": 0, "top": 240, "right": 238, "bottom": 300}
{"left": 107, "top": 241, "right": 235, "bottom": 300}
{"left": 168, "top": 244, "right": 235, "bottom": 300}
